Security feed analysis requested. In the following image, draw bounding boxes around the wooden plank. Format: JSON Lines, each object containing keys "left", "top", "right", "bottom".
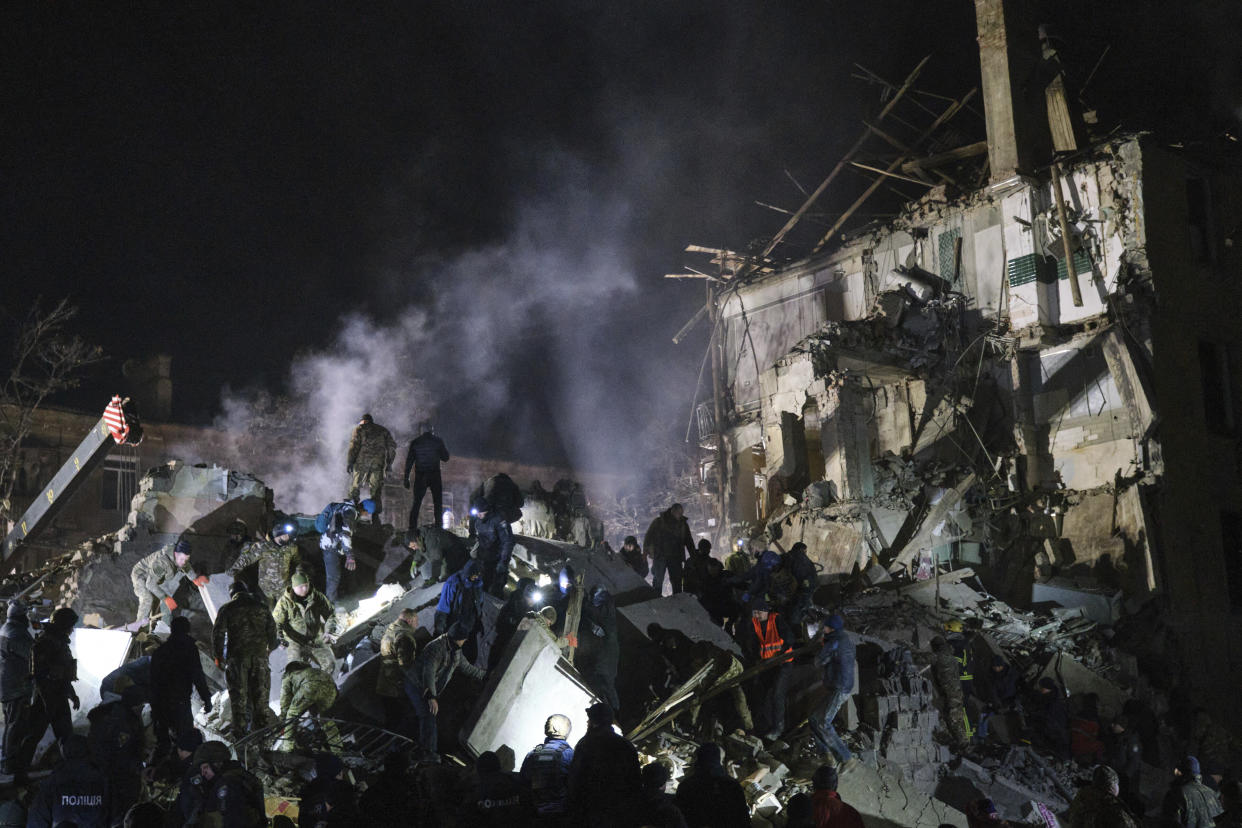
{"left": 900, "top": 140, "right": 989, "bottom": 174}
{"left": 848, "top": 161, "right": 935, "bottom": 187}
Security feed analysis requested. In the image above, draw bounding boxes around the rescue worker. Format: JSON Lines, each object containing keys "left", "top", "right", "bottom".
{"left": 1068, "top": 765, "right": 1138, "bottom": 828}
{"left": 130, "top": 538, "right": 209, "bottom": 627}
{"left": 520, "top": 714, "right": 575, "bottom": 819}
{"left": 652, "top": 625, "right": 752, "bottom": 732}
{"left": 225, "top": 518, "right": 297, "bottom": 607}
{"left": 930, "top": 635, "right": 969, "bottom": 749}
{"left": 636, "top": 761, "right": 689, "bottom": 828}
{"left": 404, "top": 622, "right": 487, "bottom": 763}
{"left": 785, "top": 542, "right": 819, "bottom": 637}
{"left": 278, "top": 660, "right": 341, "bottom": 751}
{"left": 619, "top": 535, "right": 647, "bottom": 578}
{"left": 346, "top": 413, "right": 396, "bottom": 522}
{"left": 376, "top": 609, "right": 419, "bottom": 730}
{"left": 493, "top": 578, "right": 542, "bottom": 669}
{"left": 735, "top": 598, "right": 793, "bottom": 741}
{"left": 0, "top": 599, "right": 33, "bottom": 777}
{"left": 183, "top": 740, "right": 266, "bottom": 827}
{"left": 682, "top": 538, "right": 713, "bottom": 598}
{"left": 299, "top": 753, "right": 354, "bottom": 826}
{"left": 14, "top": 607, "right": 79, "bottom": 777}
{"left": 809, "top": 764, "right": 865, "bottom": 828}
{"left": 273, "top": 570, "right": 340, "bottom": 674}
{"left": 315, "top": 497, "right": 375, "bottom": 602}
{"left": 1107, "top": 715, "right": 1144, "bottom": 813}
{"left": 434, "top": 559, "right": 483, "bottom": 636}
{"left": 578, "top": 585, "right": 621, "bottom": 715}
{"left": 945, "top": 619, "right": 978, "bottom": 739}
{"left": 472, "top": 496, "right": 515, "bottom": 597}
{"left": 699, "top": 558, "right": 744, "bottom": 633}
{"left": 1162, "top": 755, "right": 1222, "bottom": 828}
{"left": 86, "top": 684, "right": 146, "bottom": 816}
{"left": 212, "top": 580, "right": 278, "bottom": 737}
{"left": 26, "top": 735, "right": 111, "bottom": 828}
{"left": 567, "top": 703, "right": 641, "bottom": 827}
{"left": 402, "top": 419, "right": 450, "bottom": 528}
{"left": 724, "top": 539, "right": 751, "bottom": 576}
{"left": 150, "top": 616, "right": 212, "bottom": 755}
{"left": 99, "top": 654, "right": 151, "bottom": 706}
{"left": 223, "top": 518, "right": 249, "bottom": 564}
{"left": 407, "top": 523, "right": 471, "bottom": 585}
{"left": 461, "top": 749, "right": 535, "bottom": 826}
{"left": 643, "top": 503, "right": 695, "bottom": 594}
{"left": 674, "top": 742, "right": 750, "bottom": 828}
{"left": 809, "top": 613, "right": 855, "bottom": 766}
{"left": 1029, "top": 676, "right": 1070, "bottom": 758}
{"left": 977, "top": 654, "right": 1019, "bottom": 744}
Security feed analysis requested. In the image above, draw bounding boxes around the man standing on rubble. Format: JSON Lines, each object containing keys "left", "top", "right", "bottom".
{"left": 644, "top": 503, "right": 696, "bottom": 594}
{"left": 403, "top": 419, "right": 450, "bottom": 528}
{"left": 0, "top": 599, "right": 33, "bottom": 779}
{"left": 212, "top": 580, "right": 278, "bottom": 738}
{"left": 578, "top": 586, "right": 621, "bottom": 714}
{"left": 273, "top": 570, "right": 340, "bottom": 674}
{"left": 619, "top": 535, "right": 647, "bottom": 578}
{"left": 930, "top": 636, "right": 969, "bottom": 750}
{"left": 521, "top": 714, "right": 575, "bottom": 820}
{"left": 809, "top": 613, "right": 855, "bottom": 767}
{"left": 316, "top": 496, "right": 376, "bottom": 603}
{"left": 226, "top": 517, "right": 297, "bottom": 607}
{"left": 13, "top": 607, "right": 79, "bottom": 780}
{"left": 735, "top": 597, "right": 794, "bottom": 741}
{"left": 472, "top": 496, "right": 515, "bottom": 597}
{"left": 375, "top": 608, "right": 419, "bottom": 731}
{"left": 131, "top": 537, "right": 209, "bottom": 627}
{"left": 151, "top": 616, "right": 212, "bottom": 756}
{"left": 682, "top": 539, "right": 714, "bottom": 598}
{"left": 434, "top": 559, "right": 483, "bottom": 636}
{"left": 404, "top": 621, "right": 487, "bottom": 763}
{"left": 785, "top": 542, "right": 819, "bottom": 639}
{"left": 346, "top": 413, "right": 396, "bottom": 523}
{"left": 1163, "top": 756, "right": 1222, "bottom": 828}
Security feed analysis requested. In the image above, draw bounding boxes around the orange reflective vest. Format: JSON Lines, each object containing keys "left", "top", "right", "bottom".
{"left": 752, "top": 615, "right": 786, "bottom": 661}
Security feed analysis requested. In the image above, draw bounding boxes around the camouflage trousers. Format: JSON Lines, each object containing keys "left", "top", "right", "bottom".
{"left": 225, "top": 654, "right": 274, "bottom": 737}
{"left": 347, "top": 466, "right": 385, "bottom": 514}
{"left": 280, "top": 692, "right": 341, "bottom": 751}
{"left": 943, "top": 697, "right": 970, "bottom": 747}
{"left": 131, "top": 573, "right": 171, "bottom": 626}
{"left": 688, "top": 657, "right": 753, "bottom": 732}
{"left": 288, "top": 642, "right": 336, "bottom": 677}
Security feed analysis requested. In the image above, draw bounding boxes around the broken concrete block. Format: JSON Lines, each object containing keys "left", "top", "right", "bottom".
{"left": 1030, "top": 577, "right": 1121, "bottom": 625}
{"left": 618, "top": 592, "right": 740, "bottom": 656}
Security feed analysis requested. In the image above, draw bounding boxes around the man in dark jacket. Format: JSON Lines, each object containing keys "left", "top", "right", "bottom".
{"left": 809, "top": 614, "right": 855, "bottom": 765}
{"left": 644, "top": 504, "right": 696, "bottom": 595}
{"left": 1027, "top": 676, "right": 1069, "bottom": 759}
{"left": 0, "top": 599, "right": 33, "bottom": 776}
{"left": 404, "top": 623, "right": 487, "bottom": 761}
{"left": 578, "top": 586, "right": 621, "bottom": 713}
{"left": 567, "top": 703, "right": 641, "bottom": 827}
{"left": 15, "top": 607, "right": 79, "bottom": 778}
{"left": 182, "top": 740, "right": 266, "bottom": 827}
{"left": 27, "top": 735, "right": 111, "bottom": 828}
{"left": 461, "top": 750, "right": 534, "bottom": 826}
{"left": 86, "top": 685, "right": 146, "bottom": 817}
{"left": 1163, "top": 755, "right": 1222, "bottom": 828}
{"left": 520, "top": 714, "right": 574, "bottom": 818}
{"left": 1107, "top": 715, "right": 1144, "bottom": 812}
{"left": 99, "top": 655, "right": 152, "bottom": 706}
{"left": 734, "top": 599, "right": 793, "bottom": 741}
{"left": 151, "top": 616, "right": 212, "bottom": 754}
{"left": 213, "top": 580, "right": 278, "bottom": 737}
{"left": 407, "top": 524, "right": 470, "bottom": 585}
{"left": 977, "top": 655, "right": 1018, "bottom": 743}
{"left": 785, "top": 542, "right": 818, "bottom": 637}
{"left": 682, "top": 539, "right": 713, "bottom": 598}
{"left": 619, "top": 535, "right": 647, "bottom": 578}
{"left": 434, "top": 559, "right": 483, "bottom": 636}
{"left": 1067, "top": 765, "right": 1137, "bottom": 828}
{"left": 674, "top": 742, "right": 750, "bottom": 828}
{"left": 473, "top": 498, "right": 516, "bottom": 597}
{"left": 636, "top": 761, "right": 688, "bottom": 828}
{"left": 403, "top": 420, "right": 450, "bottom": 528}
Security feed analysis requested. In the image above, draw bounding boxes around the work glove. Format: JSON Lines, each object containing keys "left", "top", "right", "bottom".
{"left": 192, "top": 575, "right": 210, "bottom": 587}
{"left": 70, "top": 694, "right": 80, "bottom": 711}
{"left": 163, "top": 597, "right": 178, "bottom": 611}
{"left": 566, "top": 633, "right": 579, "bottom": 649}
{"left": 345, "top": 555, "right": 356, "bottom": 571}
{"left": 403, "top": 479, "right": 411, "bottom": 489}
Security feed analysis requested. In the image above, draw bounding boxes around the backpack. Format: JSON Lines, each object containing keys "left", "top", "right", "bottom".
{"left": 478, "top": 474, "right": 525, "bottom": 524}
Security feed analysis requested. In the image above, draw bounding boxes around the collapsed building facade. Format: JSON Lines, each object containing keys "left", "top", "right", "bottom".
{"left": 693, "top": 0, "right": 1242, "bottom": 729}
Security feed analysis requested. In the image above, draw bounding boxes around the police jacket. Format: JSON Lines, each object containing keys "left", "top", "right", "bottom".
{"left": 27, "top": 737, "right": 112, "bottom": 828}
{"left": 212, "top": 592, "right": 278, "bottom": 662}
{"left": 403, "top": 432, "right": 449, "bottom": 478}
{"left": 31, "top": 626, "right": 76, "bottom": 701}
{"left": 474, "top": 512, "right": 515, "bottom": 571}
{"left": 520, "top": 737, "right": 574, "bottom": 815}
{"left": 0, "top": 606, "right": 33, "bottom": 701}
{"left": 817, "top": 628, "right": 857, "bottom": 693}
{"left": 566, "top": 725, "right": 641, "bottom": 821}
{"left": 407, "top": 633, "right": 485, "bottom": 699}
{"left": 151, "top": 629, "right": 210, "bottom": 708}
{"left": 86, "top": 699, "right": 145, "bottom": 772}
{"left": 643, "top": 509, "right": 695, "bottom": 562}
{"left": 196, "top": 762, "right": 266, "bottom": 828}
{"left": 461, "top": 770, "right": 535, "bottom": 826}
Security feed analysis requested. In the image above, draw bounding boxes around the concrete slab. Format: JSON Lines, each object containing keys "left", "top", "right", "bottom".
{"left": 618, "top": 592, "right": 740, "bottom": 656}
{"left": 1030, "top": 577, "right": 1121, "bottom": 625}
{"left": 837, "top": 758, "right": 966, "bottom": 828}
{"left": 1036, "top": 653, "right": 1127, "bottom": 719}
{"left": 511, "top": 535, "right": 655, "bottom": 606}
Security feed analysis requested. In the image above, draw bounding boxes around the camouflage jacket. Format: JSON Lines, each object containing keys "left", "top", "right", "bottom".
{"left": 212, "top": 593, "right": 278, "bottom": 662}
{"left": 407, "top": 633, "right": 485, "bottom": 698}
{"left": 272, "top": 588, "right": 339, "bottom": 648}
{"left": 1163, "top": 778, "right": 1223, "bottom": 828}
{"left": 931, "top": 649, "right": 964, "bottom": 703}
{"left": 280, "top": 663, "right": 338, "bottom": 714}
{"left": 132, "top": 544, "right": 197, "bottom": 597}
{"left": 226, "top": 540, "right": 293, "bottom": 599}
{"left": 376, "top": 618, "right": 419, "bottom": 697}
{"left": 347, "top": 421, "right": 396, "bottom": 471}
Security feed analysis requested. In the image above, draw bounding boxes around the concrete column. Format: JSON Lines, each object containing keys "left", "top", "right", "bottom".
{"left": 974, "top": 0, "right": 1051, "bottom": 181}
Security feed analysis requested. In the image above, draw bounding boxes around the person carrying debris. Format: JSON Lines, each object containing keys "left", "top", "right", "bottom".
{"left": 809, "top": 613, "right": 856, "bottom": 766}
{"left": 403, "top": 419, "right": 450, "bottom": 528}
{"left": 375, "top": 608, "right": 420, "bottom": 731}
{"left": 130, "top": 537, "right": 209, "bottom": 627}
{"left": 212, "top": 580, "right": 278, "bottom": 738}
{"left": 181, "top": 740, "right": 266, "bottom": 827}
{"left": 273, "top": 570, "right": 340, "bottom": 674}
{"left": 520, "top": 713, "right": 575, "bottom": 819}
{"left": 673, "top": 742, "right": 750, "bottom": 828}
{"left": 0, "top": 599, "right": 33, "bottom": 778}
{"left": 150, "top": 616, "right": 212, "bottom": 756}
{"left": 578, "top": 585, "right": 621, "bottom": 714}
{"left": 346, "top": 413, "right": 396, "bottom": 522}
{"left": 225, "top": 517, "right": 297, "bottom": 607}
{"left": 1163, "top": 756, "right": 1223, "bottom": 828}
{"left": 472, "top": 496, "right": 515, "bottom": 597}
{"left": 278, "top": 660, "right": 341, "bottom": 751}
{"left": 652, "top": 624, "right": 753, "bottom": 733}
{"left": 644, "top": 503, "right": 696, "bottom": 595}
{"left": 1067, "top": 765, "right": 1138, "bottom": 828}
{"left": 930, "top": 635, "right": 970, "bottom": 750}
{"left": 735, "top": 597, "right": 794, "bottom": 742}
{"left": 434, "top": 559, "right": 483, "bottom": 636}
{"left": 25, "top": 734, "right": 112, "bottom": 828}
{"left": 619, "top": 535, "right": 647, "bottom": 578}
{"left": 407, "top": 523, "right": 471, "bottom": 585}
{"left": 315, "top": 497, "right": 376, "bottom": 603}
{"left": 13, "top": 607, "right": 79, "bottom": 780}
{"left": 567, "top": 703, "right": 641, "bottom": 827}
{"left": 403, "top": 621, "right": 488, "bottom": 763}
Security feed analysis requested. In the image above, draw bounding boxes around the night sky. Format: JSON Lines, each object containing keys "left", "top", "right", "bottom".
{"left": 3, "top": 2, "right": 1238, "bottom": 475}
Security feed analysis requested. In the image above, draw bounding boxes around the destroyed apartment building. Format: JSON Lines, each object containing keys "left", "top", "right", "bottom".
{"left": 683, "top": 0, "right": 1242, "bottom": 730}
